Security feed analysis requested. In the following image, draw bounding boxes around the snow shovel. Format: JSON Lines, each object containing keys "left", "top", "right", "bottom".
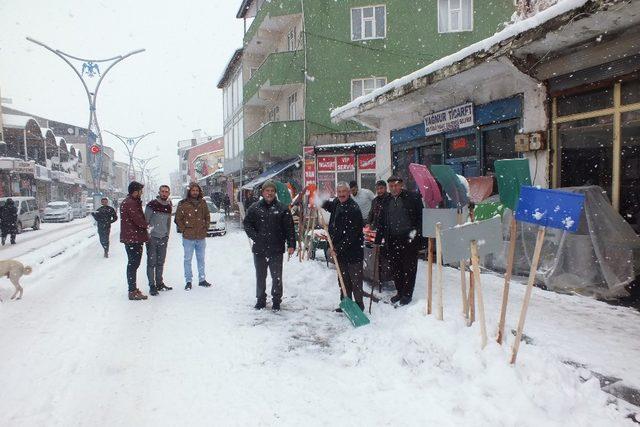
{"left": 510, "top": 186, "right": 585, "bottom": 364}
{"left": 494, "top": 158, "right": 532, "bottom": 344}
{"left": 318, "top": 209, "right": 370, "bottom": 328}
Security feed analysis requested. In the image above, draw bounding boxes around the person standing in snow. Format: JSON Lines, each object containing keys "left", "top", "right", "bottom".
{"left": 120, "top": 181, "right": 149, "bottom": 301}
{"left": 0, "top": 198, "right": 18, "bottom": 246}
{"left": 322, "top": 182, "right": 365, "bottom": 311}
{"left": 92, "top": 197, "right": 118, "bottom": 257}
{"left": 374, "top": 176, "right": 424, "bottom": 306}
{"left": 144, "top": 185, "right": 173, "bottom": 296}
{"left": 349, "top": 180, "right": 375, "bottom": 222}
{"left": 174, "top": 182, "right": 212, "bottom": 290}
{"left": 367, "top": 180, "right": 391, "bottom": 229}
{"left": 243, "top": 180, "right": 296, "bottom": 311}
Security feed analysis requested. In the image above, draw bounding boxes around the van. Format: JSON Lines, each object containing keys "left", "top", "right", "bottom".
{"left": 0, "top": 196, "right": 41, "bottom": 233}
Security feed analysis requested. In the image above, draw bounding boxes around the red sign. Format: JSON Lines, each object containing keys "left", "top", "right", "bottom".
{"left": 451, "top": 137, "right": 468, "bottom": 151}
{"left": 304, "top": 159, "right": 316, "bottom": 186}
{"left": 90, "top": 144, "right": 101, "bottom": 154}
{"left": 317, "top": 156, "right": 336, "bottom": 172}
{"left": 358, "top": 154, "right": 376, "bottom": 170}
{"left": 303, "top": 146, "right": 315, "bottom": 158}
{"left": 336, "top": 154, "right": 355, "bottom": 171}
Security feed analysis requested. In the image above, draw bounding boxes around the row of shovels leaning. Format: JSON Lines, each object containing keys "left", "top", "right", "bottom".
{"left": 322, "top": 158, "right": 586, "bottom": 366}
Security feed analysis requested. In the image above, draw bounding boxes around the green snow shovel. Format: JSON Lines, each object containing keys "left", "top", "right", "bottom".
{"left": 319, "top": 209, "right": 370, "bottom": 328}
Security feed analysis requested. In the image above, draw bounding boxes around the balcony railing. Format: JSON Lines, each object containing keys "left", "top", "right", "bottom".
{"left": 244, "top": 50, "right": 305, "bottom": 103}
{"left": 244, "top": 120, "right": 304, "bottom": 160}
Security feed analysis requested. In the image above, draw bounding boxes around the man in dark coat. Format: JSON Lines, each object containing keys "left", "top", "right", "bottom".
{"left": 145, "top": 185, "right": 173, "bottom": 295}
{"left": 0, "top": 198, "right": 18, "bottom": 245}
{"left": 92, "top": 197, "right": 118, "bottom": 258}
{"left": 322, "top": 182, "right": 365, "bottom": 311}
{"left": 375, "top": 176, "right": 424, "bottom": 306}
{"left": 367, "top": 180, "right": 391, "bottom": 229}
{"left": 120, "top": 181, "right": 149, "bottom": 301}
{"left": 243, "top": 180, "right": 296, "bottom": 311}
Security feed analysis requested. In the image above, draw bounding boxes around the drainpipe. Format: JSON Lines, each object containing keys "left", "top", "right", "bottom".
{"left": 301, "top": 0, "right": 308, "bottom": 164}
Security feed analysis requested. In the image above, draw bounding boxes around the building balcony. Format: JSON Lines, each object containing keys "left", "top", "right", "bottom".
{"left": 243, "top": 0, "right": 302, "bottom": 49}
{"left": 244, "top": 120, "right": 304, "bottom": 161}
{"left": 244, "top": 50, "right": 305, "bottom": 105}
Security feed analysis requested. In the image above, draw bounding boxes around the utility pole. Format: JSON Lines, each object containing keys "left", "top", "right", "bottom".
{"left": 26, "top": 37, "right": 145, "bottom": 193}
{"left": 105, "top": 131, "right": 155, "bottom": 181}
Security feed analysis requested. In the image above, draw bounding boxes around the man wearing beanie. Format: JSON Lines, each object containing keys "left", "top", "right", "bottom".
{"left": 367, "top": 179, "right": 391, "bottom": 229}
{"left": 243, "top": 180, "right": 296, "bottom": 311}
{"left": 120, "top": 181, "right": 149, "bottom": 301}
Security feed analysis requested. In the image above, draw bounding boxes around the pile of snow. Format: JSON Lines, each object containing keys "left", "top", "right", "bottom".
{"left": 514, "top": 0, "right": 563, "bottom": 21}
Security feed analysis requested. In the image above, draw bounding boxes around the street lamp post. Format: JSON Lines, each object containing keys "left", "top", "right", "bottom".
{"left": 105, "top": 131, "right": 155, "bottom": 181}
{"left": 26, "top": 37, "right": 145, "bottom": 193}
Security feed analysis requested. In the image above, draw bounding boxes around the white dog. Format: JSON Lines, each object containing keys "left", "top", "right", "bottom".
{"left": 0, "top": 260, "right": 32, "bottom": 301}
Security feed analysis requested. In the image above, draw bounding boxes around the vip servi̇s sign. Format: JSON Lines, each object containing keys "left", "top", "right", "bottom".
{"left": 424, "top": 102, "right": 474, "bottom": 136}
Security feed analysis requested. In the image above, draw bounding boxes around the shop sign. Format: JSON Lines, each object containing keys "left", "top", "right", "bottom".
{"left": 13, "top": 160, "right": 35, "bottom": 175}
{"left": 358, "top": 154, "right": 376, "bottom": 171}
{"left": 424, "top": 102, "right": 474, "bottom": 136}
{"left": 0, "top": 158, "right": 13, "bottom": 170}
{"left": 317, "top": 156, "right": 336, "bottom": 172}
{"left": 451, "top": 137, "right": 469, "bottom": 151}
{"left": 303, "top": 146, "right": 315, "bottom": 159}
{"left": 336, "top": 154, "right": 355, "bottom": 171}
{"left": 304, "top": 158, "right": 316, "bottom": 186}
{"left": 34, "top": 164, "right": 51, "bottom": 181}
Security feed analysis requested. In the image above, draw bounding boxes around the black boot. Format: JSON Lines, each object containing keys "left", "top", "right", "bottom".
{"left": 198, "top": 280, "right": 212, "bottom": 287}
{"left": 185, "top": 282, "right": 192, "bottom": 291}
{"left": 157, "top": 283, "right": 173, "bottom": 291}
{"left": 104, "top": 249, "right": 109, "bottom": 258}
{"left": 390, "top": 294, "right": 402, "bottom": 304}
{"left": 254, "top": 300, "right": 266, "bottom": 310}
{"left": 272, "top": 301, "right": 281, "bottom": 312}
{"left": 399, "top": 295, "right": 412, "bottom": 306}
{"left": 149, "top": 285, "right": 159, "bottom": 296}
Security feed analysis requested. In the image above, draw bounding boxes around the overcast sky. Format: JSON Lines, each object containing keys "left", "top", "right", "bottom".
{"left": 0, "top": 0, "right": 245, "bottom": 185}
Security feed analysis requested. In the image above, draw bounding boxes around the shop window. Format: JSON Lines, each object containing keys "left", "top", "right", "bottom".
{"left": 438, "top": 0, "right": 473, "bottom": 33}
{"left": 445, "top": 134, "right": 477, "bottom": 159}
{"left": 351, "top": 5, "right": 386, "bottom": 41}
{"left": 482, "top": 124, "right": 518, "bottom": 174}
{"left": 317, "top": 172, "right": 335, "bottom": 195}
{"left": 620, "top": 110, "right": 640, "bottom": 227}
{"left": 558, "top": 116, "right": 613, "bottom": 198}
{"left": 337, "top": 172, "right": 355, "bottom": 186}
{"left": 392, "top": 148, "right": 416, "bottom": 190}
{"left": 622, "top": 78, "right": 640, "bottom": 105}
{"left": 556, "top": 87, "right": 613, "bottom": 116}
{"left": 360, "top": 172, "right": 376, "bottom": 192}
{"left": 420, "top": 140, "right": 443, "bottom": 167}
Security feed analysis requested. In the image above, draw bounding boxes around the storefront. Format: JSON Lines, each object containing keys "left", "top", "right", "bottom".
{"left": 304, "top": 142, "right": 376, "bottom": 194}
{"left": 34, "top": 164, "right": 52, "bottom": 208}
{"left": 390, "top": 96, "right": 523, "bottom": 189}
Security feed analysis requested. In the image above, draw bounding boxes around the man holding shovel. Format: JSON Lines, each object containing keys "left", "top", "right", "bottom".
{"left": 243, "top": 180, "right": 296, "bottom": 311}
{"left": 322, "top": 182, "right": 365, "bottom": 312}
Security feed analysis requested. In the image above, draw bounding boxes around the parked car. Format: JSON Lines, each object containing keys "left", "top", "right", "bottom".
{"left": 43, "top": 201, "right": 74, "bottom": 223}
{"left": 206, "top": 201, "right": 226, "bottom": 236}
{"left": 0, "top": 196, "right": 41, "bottom": 233}
{"left": 72, "top": 203, "right": 87, "bottom": 219}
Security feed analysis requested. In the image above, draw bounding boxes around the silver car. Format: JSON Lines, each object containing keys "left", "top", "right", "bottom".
{"left": 0, "top": 196, "right": 41, "bottom": 233}
{"left": 43, "top": 201, "right": 74, "bottom": 223}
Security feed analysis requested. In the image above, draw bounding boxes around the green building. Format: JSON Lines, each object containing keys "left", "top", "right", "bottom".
{"left": 221, "top": 0, "right": 515, "bottom": 194}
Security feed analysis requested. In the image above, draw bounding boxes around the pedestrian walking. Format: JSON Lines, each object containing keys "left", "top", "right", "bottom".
{"left": 174, "top": 182, "right": 212, "bottom": 290}
{"left": 92, "top": 197, "right": 118, "bottom": 257}
{"left": 0, "top": 198, "right": 18, "bottom": 245}
{"left": 120, "top": 181, "right": 149, "bottom": 301}
{"left": 375, "top": 176, "right": 424, "bottom": 306}
{"left": 145, "top": 185, "right": 173, "bottom": 296}
{"left": 243, "top": 180, "right": 296, "bottom": 311}
{"left": 367, "top": 180, "right": 391, "bottom": 229}
{"left": 322, "top": 182, "right": 365, "bottom": 311}
{"left": 349, "top": 180, "right": 375, "bottom": 222}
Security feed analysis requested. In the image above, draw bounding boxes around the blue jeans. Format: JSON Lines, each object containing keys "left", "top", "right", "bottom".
{"left": 183, "top": 238, "right": 206, "bottom": 283}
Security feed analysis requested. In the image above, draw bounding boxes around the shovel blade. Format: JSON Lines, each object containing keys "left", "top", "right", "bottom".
{"left": 340, "top": 298, "right": 370, "bottom": 328}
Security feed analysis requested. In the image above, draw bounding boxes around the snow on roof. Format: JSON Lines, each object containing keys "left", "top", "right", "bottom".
{"left": 2, "top": 113, "right": 41, "bottom": 130}
{"left": 39, "top": 127, "right": 55, "bottom": 139}
{"left": 331, "top": 0, "right": 590, "bottom": 121}
{"left": 314, "top": 141, "right": 376, "bottom": 150}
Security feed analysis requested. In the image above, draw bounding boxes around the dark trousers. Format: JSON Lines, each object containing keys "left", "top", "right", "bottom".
{"left": 254, "top": 254, "right": 283, "bottom": 303}
{"left": 387, "top": 239, "right": 419, "bottom": 299}
{"left": 1, "top": 230, "right": 15, "bottom": 244}
{"left": 337, "top": 258, "right": 364, "bottom": 307}
{"left": 125, "top": 243, "right": 143, "bottom": 292}
{"left": 98, "top": 227, "right": 110, "bottom": 252}
{"left": 147, "top": 236, "right": 168, "bottom": 288}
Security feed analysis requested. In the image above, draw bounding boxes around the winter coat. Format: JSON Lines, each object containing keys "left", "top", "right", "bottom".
{"left": 92, "top": 205, "right": 118, "bottom": 231}
{"left": 322, "top": 197, "right": 364, "bottom": 264}
{"left": 351, "top": 188, "right": 375, "bottom": 221}
{"left": 175, "top": 198, "right": 210, "bottom": 240}
{"left": 120, "top": 195, "right": 149, "bottom": 244}
{"left": 0, "top": 201, "right": 18, "bottom": 233}
{"left": 243, "top": 199, "right": 296, "bottom": 256}
{"left": 367, "top": 192, "right": 391, "bottom": 229}
{"left": 375, "top": 190, "right": 424, "bottom": 245}
{"left": 145, "top": 197, "right": 172, "bottom": 239}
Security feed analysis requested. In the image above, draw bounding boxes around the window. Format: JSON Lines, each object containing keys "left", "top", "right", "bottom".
{"left": 351, "top": 77, "right": 387, "bottom": 100}
{"left": 288, "top": 92, "right": 298, "bottom": 120}
{"left": 438, "top": 0, "right": 473, "bottom": 33}
{"left": 250, "top": 67, "right": 258, "bottom": 78}
{"left": 287, "top": 26, "right": 297, "bottom": 51}
{"left": 28, "top": 199, "right": 37, "bottom": 211}
{"left": 267, "top": 106, "right": 279, "bottom": 122}
{"left": 351, "top": 5, "right": 386, "bottom": 41}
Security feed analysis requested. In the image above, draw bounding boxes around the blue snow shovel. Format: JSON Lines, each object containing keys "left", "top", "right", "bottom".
{"left": 510, "top": 186, "right": 585, "bottom": 364}
{"left": 318, "top": 209, "right": 369, "bottom": 328}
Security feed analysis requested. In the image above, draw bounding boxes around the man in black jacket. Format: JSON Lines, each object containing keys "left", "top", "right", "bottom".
{"left": 322, "top": 182, "right": 365, "bottom": 311}
{"left": 0, "top": 198, "right": 18, "bottom": 245}
{"left": 367, "top": 180, "right": 391, "bottom": 229}
{"left": 243, "top": 180, "right": 296, "bottom": 311}
{"left": 92, "top": 197, "right": 118, "bottom": 257}
{"left": 375, "top": 176, "right": 424, "bottom": 306}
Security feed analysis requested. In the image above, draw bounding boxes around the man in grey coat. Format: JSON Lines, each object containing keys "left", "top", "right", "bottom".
{"left": 145, "top": 185, "right": 173, "bottom": 296}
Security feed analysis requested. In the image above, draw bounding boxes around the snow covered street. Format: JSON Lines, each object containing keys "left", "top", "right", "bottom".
{"left": 0, "top": 223, "right": 638, "bottom": 426}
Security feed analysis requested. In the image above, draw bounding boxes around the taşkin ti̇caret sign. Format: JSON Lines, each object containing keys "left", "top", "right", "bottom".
{"left": 424, "top": 102, "right": 474, "bottom": 136}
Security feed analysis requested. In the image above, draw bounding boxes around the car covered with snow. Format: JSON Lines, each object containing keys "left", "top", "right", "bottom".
{"left": 43, "top": 201, "right": 74, "bottom": 223}
{"left": 72, "top": 203, "right": 87, "bottom": 218}
{"left": 206, "top": 201, "right": 226, "bottom": 236}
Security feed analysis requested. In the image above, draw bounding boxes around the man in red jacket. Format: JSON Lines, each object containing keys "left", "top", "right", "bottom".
{"left": 120, "top": 181, "right": 149, "bottom": 300}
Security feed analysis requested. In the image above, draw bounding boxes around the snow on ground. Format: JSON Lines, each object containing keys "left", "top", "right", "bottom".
{"left": 0, "top": 223, "right": 637, "bottom": 426}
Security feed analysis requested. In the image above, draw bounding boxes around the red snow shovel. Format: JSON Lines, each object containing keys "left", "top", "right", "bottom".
{"left": 318, "top": 209, "right": 370, "bottom": 328}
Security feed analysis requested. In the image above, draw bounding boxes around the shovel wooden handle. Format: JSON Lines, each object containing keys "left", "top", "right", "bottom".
{"left": 470, "top": 241, "right": 488, "bottom": 349}
{"left": 497, "top": 216, "right": 518, "bottom": 344}
{"left": 435, "top": 223, "right": 444, "bottom": 321}
{"left": 426, "top": 237, "right": 433, "bottom": 315}
{"left": 318, "top": 209, "right": 349, "bottom": 299}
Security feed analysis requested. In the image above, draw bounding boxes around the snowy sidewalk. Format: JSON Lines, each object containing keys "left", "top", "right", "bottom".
{"left": 0, "top": 227, "right": 637, "bottom": 426}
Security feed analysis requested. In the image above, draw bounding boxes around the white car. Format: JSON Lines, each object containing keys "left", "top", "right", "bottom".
{"left": 206, "top": 201, "right": 226, "bottom": 237}
{"left": 0, "top": 196, "right": 41, "bottom": 233}
{"left": 43, "top": 201, "right": 74, "bottom": 223}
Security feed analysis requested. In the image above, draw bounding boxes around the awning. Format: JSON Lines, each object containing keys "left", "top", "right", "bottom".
{"left": 241, "top": 156, "right": 302, "bottom": 191}
{"left": 197, "top": 167, "right": 224, "bottom": 182}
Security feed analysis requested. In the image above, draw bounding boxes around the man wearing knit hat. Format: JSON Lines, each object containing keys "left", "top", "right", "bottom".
{"left": 243, "top": 180, "right": 296, "bottom": 311}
